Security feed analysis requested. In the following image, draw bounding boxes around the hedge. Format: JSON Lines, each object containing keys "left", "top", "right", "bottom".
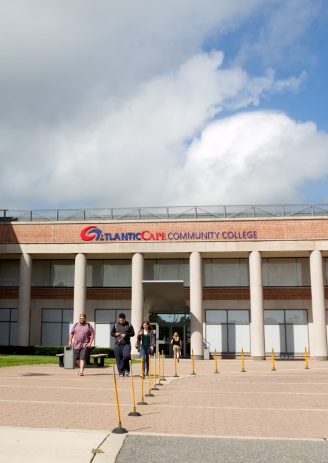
{"left": 0, "top": 346, "right": 114, "bottom": 358}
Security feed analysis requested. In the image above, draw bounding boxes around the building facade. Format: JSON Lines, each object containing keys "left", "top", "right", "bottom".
{"left": 1, "top": 205, "right": 328, "bottom": 360}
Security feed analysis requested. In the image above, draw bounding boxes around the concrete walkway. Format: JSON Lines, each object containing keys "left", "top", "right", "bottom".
{"left": 1, "top": 358, "right": 328, "bottom": 461}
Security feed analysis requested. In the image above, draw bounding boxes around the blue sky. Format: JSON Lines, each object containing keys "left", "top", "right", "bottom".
{"left": 0, "top": 0, "right": 328, "bottom": 209}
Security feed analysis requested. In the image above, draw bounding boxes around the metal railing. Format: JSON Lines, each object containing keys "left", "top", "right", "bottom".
{"left": 1, "top": 204, "right": 328, "bottom": 222}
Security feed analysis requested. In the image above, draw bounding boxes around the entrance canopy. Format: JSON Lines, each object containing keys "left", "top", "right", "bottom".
{"left": 142, "top": 280, "right": 186, "bottom": 314}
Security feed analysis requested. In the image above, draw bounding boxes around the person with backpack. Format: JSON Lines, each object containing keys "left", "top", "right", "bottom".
{"left": 68, "top": 313, "right": 94, "bottom": 376}
{"left": 111, "top": 313, "right": 135, "bottom": 377}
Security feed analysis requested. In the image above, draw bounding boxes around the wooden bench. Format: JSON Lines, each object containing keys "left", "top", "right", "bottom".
{"left": 89, "top": 353, "right": 108, "bottom": 367}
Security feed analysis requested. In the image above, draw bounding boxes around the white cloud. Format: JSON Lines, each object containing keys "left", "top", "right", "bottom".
{"left": 168, "top": 111, "right": 328, "bottom": 205}
{"left": 1, "top": 51, "right": 319, "bottom": 208}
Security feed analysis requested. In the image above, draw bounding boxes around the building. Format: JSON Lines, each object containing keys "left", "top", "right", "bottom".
{"left": 1, "top": 204, "right": 328, "bottom": 360}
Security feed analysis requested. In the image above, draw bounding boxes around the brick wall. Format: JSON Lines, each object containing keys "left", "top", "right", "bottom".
{"left": 1, "top": 218, "right": 328, "bottom": 243}
{"left": 0, "top": 286, "right": 323, "bottom": 301}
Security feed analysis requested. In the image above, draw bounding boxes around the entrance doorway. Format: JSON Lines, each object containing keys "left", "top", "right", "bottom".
{"left": 150, "top": 313, "right": 191, "bottom": 358}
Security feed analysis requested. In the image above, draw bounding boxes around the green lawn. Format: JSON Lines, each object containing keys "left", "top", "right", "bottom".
{"left": 0, "top": 355, "right": 140, "bottom": 368}
{"left": 0, "top": 355, "right": 58, "bottom": 368}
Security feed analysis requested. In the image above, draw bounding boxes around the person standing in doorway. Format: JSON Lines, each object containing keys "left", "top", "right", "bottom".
{"left": 68, "top": 314, "right": 94, "bottom": 376}
{"left": 171, "top": 332, "right": 182, "bottom": 362}
{"left": 136, "top": 321, "right": 156, "bottom": 378}
{"left": 111, "top": 313, "right": 135, "bottom": 377}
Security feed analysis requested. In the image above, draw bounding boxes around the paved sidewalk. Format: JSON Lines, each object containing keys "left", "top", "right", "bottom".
{"left": 1, "top": 358, "right": 328, "bottom": 461}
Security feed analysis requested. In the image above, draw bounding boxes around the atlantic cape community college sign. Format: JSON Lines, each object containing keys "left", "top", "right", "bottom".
{"left": 80, "top": 226, "right": 258, "bottom": 242}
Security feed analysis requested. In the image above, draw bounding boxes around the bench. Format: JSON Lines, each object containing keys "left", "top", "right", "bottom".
{"left": 56, "top": 352, "right": 108, "bottom": 368}
{"left": 89, "top": 353, "right": 108, "bottom": 367}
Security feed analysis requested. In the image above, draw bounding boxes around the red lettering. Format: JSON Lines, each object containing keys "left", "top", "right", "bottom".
{"left": 141, "top": 230, "right": 150, "bottom": 240}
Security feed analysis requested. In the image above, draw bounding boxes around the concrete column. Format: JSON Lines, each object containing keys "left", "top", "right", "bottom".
{"left": 310, "top": 250, "right": 328, "bottom": 360}
{"left": 249, "top": 251, "right": 265, "bottom": 360}
{"left": 18, "top": 253, "right": 32, "bottom": 346}
{"left": 73, "top": 254, "right": 87, "bottom": 324}
{"left": 190, "top": 252, "right": 203, "bottom": 360}
{"left": 131, "top": 253, "right": 144, "bottom": 358}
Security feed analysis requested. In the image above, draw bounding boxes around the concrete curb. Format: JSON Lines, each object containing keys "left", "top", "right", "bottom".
{"left": 94, "top": 433, "right": 127, "bottom": 463}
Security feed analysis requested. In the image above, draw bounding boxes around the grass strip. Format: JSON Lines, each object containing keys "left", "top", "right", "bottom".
{"left": 0, "top": 355, "right": 140, "bottom": 368}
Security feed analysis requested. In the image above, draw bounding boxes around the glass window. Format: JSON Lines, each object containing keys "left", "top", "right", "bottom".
{"left": 51, "top": 261, "right": 74, "bottom": 287}
{"left": 267, "top": 258, "right": 297, "bottom": 286}
{"left": 87, "top": 260, "right": 103, "bottom": 287}
{"left": 296, "top": 259, "right": 310, "bottom": 286}
{"left": 0, "top": 309, "right": 10, "bottom": 321}
{"left": 62, "top": 309, "right": 73, "bottom": 323}
{"left": 0, "top": 260, "right": 20, "bottom": 286}
{"left": 103, "top": 260, "right": 131, "bottom": 287}
{"left": 264, "top": 310, "right": 285, "bottom": 324}
{"left": 262, "top": 259, "right": 269, "bottom": 286}
{"left": 0, "top": 309, "right": 18, "bottom": 345}
{"left": 285, "top": 310, "right": 307, "bottom": 324}
{"left": 144, "top": 259, "right": 189, "bottom": 286}
{"left": 144, "top": 260, "right": 156, "bottom": 280}
{"left": 31, "top": 260, "right": 51, "bottom": 286}
{"left": 41, "top": 309, "right": 73, "bottom": 346}
{"left": 0, "top": 322, "right": 10, "bottom": 345}
{"left": 157, "top": 260, "right": 180, "bottom": 280}
{"left": 203, "top": 259, "right": 249, "bottom": 287}
{"left": 202, "top": 259, "right": 212, "bottom": 286}
{"left": 324, "top": 258, "right": 328, "bottom": 287}
{"left": 42, "top": 309, "right": 62, "bottom": 322}
{"left": 95, "top": 309, "right": 116, "bottom": 323}
{"left": 228, "top": 310, "right": 249, "bottom": 324}
{"left": 212, "top": 259, "right": 240, "bottom": 286}
{"left": 205, "top": 310, "right": 227, "bottom": 323}
{"left": 179, "top": 260, "right": 190, "bottom": 286}
{"left": 240, "top": 259, "right": 250, "bottom": 286}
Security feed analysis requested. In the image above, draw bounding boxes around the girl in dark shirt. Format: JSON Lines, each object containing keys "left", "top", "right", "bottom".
{"left": 137, "top": 321, "right": 156, "bottom": 378}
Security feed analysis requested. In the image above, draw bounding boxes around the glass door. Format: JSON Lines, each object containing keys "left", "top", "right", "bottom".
{"left": 151, "top": 313, "right": 191, "bottom": 358}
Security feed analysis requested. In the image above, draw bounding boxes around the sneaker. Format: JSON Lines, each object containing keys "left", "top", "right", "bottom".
{"left": 125, "top": 371, "right": 130, "bottom": 377}
{"left": 119, "top": 373, "right": 125, "bottom": 377}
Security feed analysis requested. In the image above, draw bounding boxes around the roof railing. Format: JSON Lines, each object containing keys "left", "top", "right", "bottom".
{"left": 1, "top": 204, "right": 328, "bottom": 222}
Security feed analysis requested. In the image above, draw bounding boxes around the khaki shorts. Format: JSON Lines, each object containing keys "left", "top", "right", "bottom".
{"left": 173, "top": 345, "right": 181, "bottom": 352}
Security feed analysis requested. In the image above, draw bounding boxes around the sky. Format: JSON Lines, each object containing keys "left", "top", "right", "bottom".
{"left": 1, "top": 0, "right": 328, "bottom": 210}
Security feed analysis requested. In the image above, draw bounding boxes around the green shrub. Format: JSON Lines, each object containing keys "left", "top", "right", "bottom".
{"left": 0, "top": 346, "right": 35, "bottom": 355}
{"left": 91, "top": 347, "right": 115, "bottom": 358}
{"left": 34, "top": 346, "right": 64, "bottom": 356}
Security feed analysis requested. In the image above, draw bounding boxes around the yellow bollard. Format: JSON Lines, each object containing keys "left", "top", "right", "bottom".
{"left": 241, "top": 348, "right": 246, "bottom": 372}
{"left": 128, "top": 360, "right": 141, "bottom": 416}
{"left": 112, "top": 366, "right": 128, "bottom": 433}
{"left": 214, "top": 349, "right": 219, "bottom": 374}
{"left": 145, "top": 353, "right": 154, "bottom": 397}
{"left": 305, "top": 347, "right": 309, "bottom": 369}
{"left": 271, "top": 348, "right": 276, "bottom": 371}
{"left": 174, "top": 355, "right": 179, "bottom": 377}
{"left": 161, "top": 350, "right": 167, "bottom": 381}
{"left": 138, "top": 358, "right": 147, "bottom": 405}
{"left": 158, "top": 352, "right": 163, "bottom": 385}
{"left": 191, "top": 348, "right": 196, "bottom": 375}
{"left": 151, "top": 355, "right": 159, "bottom": 391}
